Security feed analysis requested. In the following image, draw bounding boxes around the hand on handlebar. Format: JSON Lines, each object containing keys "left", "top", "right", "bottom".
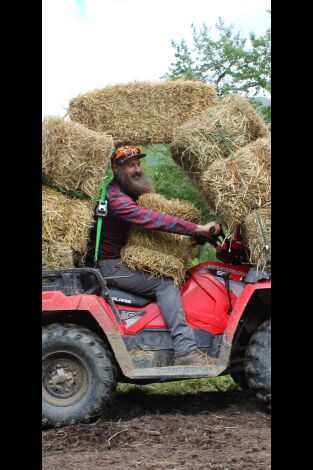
{"left": 195, "top": 222, "right": 222, "bottom": 238}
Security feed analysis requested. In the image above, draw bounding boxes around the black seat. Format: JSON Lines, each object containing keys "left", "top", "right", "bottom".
{"left": 107, "top": 287, "right": 151, "bottom": 307}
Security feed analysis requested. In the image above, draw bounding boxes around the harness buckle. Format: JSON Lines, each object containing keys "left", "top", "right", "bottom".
{"left": 96, "top": 200, "right": 108, "bottom": 218}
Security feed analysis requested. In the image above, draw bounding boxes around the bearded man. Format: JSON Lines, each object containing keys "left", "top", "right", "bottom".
{"left": 86, "top": 146, "right": 221, "bottom": 366}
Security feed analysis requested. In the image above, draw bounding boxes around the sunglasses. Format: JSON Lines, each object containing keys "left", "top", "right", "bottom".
{"left": 114, "top": 147, "right": 142, "bottom": 161}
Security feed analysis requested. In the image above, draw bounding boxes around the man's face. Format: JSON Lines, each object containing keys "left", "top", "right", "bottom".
{"left": 120, "top": 157, "right": 142, "bottom": 180}
{"left": 112, "top": 157, "right": 153, "bottom": 199}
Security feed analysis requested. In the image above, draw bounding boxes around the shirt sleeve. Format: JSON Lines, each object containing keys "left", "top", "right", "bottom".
{"left": 108, "top": 185, "right": 198, "bottom": 236}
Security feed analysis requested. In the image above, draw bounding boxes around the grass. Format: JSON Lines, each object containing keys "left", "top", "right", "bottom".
{"left": 141, "top": 144, "right": 214, "bottom": 224}
{"left": 117, "top": 375, "right": 237, "bottom": 396}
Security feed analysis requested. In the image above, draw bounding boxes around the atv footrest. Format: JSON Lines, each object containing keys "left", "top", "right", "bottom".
{"left": 126, "top": 364, "right": 225, "bottom": 380}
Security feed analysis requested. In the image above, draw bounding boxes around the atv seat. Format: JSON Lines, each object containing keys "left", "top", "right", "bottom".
{"left": 107, "top": 287, "right": 151, "bottom": 307}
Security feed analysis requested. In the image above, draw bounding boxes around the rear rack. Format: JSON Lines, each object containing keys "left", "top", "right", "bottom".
{"left": 42, "top": 268, "right": 122, "bottom": 323}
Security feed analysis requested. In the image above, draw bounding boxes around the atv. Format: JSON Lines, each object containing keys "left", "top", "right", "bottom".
{"left": 42, "top": 232, "right": 271, "bottom": 428}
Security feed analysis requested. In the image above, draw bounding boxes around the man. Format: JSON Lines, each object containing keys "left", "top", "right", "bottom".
{"left": 86, "top": 146, "right": 221, "bottom": 366}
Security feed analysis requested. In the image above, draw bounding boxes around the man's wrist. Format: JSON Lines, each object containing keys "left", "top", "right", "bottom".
{"left": 195, "top": 225, "right": 204, "bottom": 235}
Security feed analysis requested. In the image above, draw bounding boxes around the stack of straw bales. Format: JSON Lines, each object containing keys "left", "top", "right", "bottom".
{"left": 201, "top": 138, "right": 271, "bottom": 229}
{"left": 121, "top": 193, "right": 201, "bottom": 284}
{"left": 68, "top": 80, "right": 219, "bottom": 146}
{"left": 42, "top": 187, "right": 95, "bottom": 269}
{"left": 170, "top": 94, "right": 270, "bottom": 183}
{"left": 42, "top": 117, "right": 114, "bottom": 198}
{"left": 42, "top": 116, "right": 114, "bottom": 270}
{"left": 201, "top": 137, "right": 271, "bottom": 267}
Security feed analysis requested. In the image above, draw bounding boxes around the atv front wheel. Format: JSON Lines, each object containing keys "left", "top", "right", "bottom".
{"left": 245, "top": 318, "right": 271, "bottom": 408}
{"left": 42, "top": 323, "right": 117, "bottom": 428}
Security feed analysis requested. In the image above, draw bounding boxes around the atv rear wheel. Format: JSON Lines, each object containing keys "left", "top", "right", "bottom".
{"left": 245, "top": 319, "right": 271, "bottom": 408}
{"left": 42, "top": 323, "right": 117, "bottom": 428}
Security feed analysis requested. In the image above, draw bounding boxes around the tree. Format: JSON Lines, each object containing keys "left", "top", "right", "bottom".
{"left": 163, "top": 15, "right": 271, "bottom": 99}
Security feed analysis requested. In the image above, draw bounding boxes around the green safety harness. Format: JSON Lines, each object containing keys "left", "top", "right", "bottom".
{"left": 94, "top": 176, "right": 109, "bottom": 264}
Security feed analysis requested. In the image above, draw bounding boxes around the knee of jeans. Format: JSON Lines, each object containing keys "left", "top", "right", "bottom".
{"left": 158, "top": 277, "right": 176, "bottom": 292}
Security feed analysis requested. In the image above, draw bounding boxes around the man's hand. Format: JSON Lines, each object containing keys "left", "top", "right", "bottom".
{"left": 195, "top": 222, "right": 221, "bottom": 238}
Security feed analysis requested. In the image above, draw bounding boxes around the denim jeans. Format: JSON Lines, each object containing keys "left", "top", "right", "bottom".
{"left": 99, "top": 258, "right": 197, "bottom": 357}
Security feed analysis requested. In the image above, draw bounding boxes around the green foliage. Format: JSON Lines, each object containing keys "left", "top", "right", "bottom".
{"left": 141, "top": 144, "right": 214, "bottom": 223}
{"left": 260, "top": 105, "right": 271, "bottom": 127}
{"left": 140, "top": 144, "right": 219, "bottom": 264}
{"left": 248, "top": 98, "right": 271, "bottom": 127}
{"left": 163, "top": 14, "right": 271, "bottom": 99}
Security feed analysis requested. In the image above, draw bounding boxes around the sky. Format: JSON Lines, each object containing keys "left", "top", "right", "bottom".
{"left": 42, "top": 0, "right": 271, "bottom": 119}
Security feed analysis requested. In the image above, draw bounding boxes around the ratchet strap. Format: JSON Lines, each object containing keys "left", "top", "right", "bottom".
{"left": 94, "top": 177, "right": 109, "bottom": 263}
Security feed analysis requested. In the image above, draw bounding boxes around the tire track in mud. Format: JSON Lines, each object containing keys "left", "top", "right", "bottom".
{"left": 42, "top": 389, "right": 271, "bottom": 470}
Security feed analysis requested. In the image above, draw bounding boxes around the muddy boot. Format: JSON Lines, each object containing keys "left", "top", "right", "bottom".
{"left": 174, "top": 349, "right": 217, "bottom": 366}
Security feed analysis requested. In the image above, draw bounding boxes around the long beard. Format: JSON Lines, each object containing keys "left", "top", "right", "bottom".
{"left": 115, "top": 169, "right": 154, "bottom": 199}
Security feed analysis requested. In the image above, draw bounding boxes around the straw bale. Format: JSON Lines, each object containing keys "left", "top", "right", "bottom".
{"left": 242, "top": 207, "right": 271, "bottom": 268}
{"left": 171, "top": 94, "right": 270, "bottom": 182}
{"left": 42, "top": 117, "right": 114, "bottom": 197}
{"left": 121, "top": 193, "right": 201, "bottom": 283}
{"left": 42, "top": 242, "right": 74, "bottom": 269}
{"left": 42, "top": 187, "right": 95, "bottom": 253}
{"left": 121, "top": 246, "right": 188, "bottom": 285}
{"left": 137, "top": 193, "right": 201, "bottom": 221}
{"left": 201, "top": 138, "right": 271, "bottom": 231}
{"left": 68, "top": 80, "right": 219, "bottom": 146}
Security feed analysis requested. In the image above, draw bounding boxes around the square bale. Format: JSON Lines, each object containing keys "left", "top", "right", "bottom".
{"left": 42, "top": 117, "right": 114, "bottom": 198}
{"left": 171, "top": 94, "right": 270, "bottom": 183}
{"left": 201, "top": 138, "right": 271, "bottom": 231}
{"left": 42, "top": 186, "right": 95, "bottom": 253}
{"left": 121, "top": 193, "right": 201, "bottom": 283}
{"left": 68, "top": 80, "right": 219, "bottom": 146}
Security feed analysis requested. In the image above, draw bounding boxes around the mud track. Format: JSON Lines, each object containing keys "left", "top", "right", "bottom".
{"left": 42, "top": 389, "right": 271, "bottom": 469}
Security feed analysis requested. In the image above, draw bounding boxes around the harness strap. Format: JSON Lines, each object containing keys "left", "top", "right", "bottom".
{"left": 94, "top": 177, "right": 109, "bottom": 263}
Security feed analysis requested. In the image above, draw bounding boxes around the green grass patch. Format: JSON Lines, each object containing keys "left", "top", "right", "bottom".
{"left": 141, "top": 144, "right": 214, "bottom": 224}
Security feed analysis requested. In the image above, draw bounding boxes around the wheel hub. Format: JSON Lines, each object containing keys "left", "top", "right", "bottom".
{"left": 42, "top": 353, "right": 88, "bottom": 406}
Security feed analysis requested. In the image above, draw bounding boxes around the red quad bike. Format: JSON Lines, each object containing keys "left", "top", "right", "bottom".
{"left": 42, "top": 230, "right": 271, "bottom": 428}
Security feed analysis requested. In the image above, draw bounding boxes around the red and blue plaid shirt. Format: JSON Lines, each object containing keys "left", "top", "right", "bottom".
{"left": 87, "top": 180, "right": 198, "bottom": 261}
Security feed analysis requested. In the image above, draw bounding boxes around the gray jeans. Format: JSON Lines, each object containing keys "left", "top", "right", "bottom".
{"left": 99, "top": 258, "right": 197, "bottom": 357}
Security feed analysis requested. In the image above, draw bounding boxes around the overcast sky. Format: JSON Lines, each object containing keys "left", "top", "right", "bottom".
{"left": 42, "top": 0, "right": 271, "bottom": 119}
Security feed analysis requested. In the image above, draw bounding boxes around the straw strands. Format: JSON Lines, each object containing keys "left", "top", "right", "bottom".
{"left": 136, "top": 193, "right": 201, "bottom": 222}
{"left": 171, "top": 94, "right": 270, "bottom": 182}
{"left": 42, "top": 242, "right": 75, "bottom": 269}
{"left": 121, "top": 193, "right": 201, "bottom": 283}
{"left": 42, "top": 187, "right": 95, "bottom": 253}
{"left": 42, "top": 117, "right": 114, "bottom": 198}
{"left": 242, "top": 207, "right": 271, "bottom": 268}
{"left": 68, "top": 80, "right": 219, "bottom": 146}
{"left": 201, "top": 138, "right": 271, "bottom": 231}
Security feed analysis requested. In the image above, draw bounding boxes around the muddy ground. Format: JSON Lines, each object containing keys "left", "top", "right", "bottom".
{"left": 42, "top": 388, "right": 271, "bottom": 470}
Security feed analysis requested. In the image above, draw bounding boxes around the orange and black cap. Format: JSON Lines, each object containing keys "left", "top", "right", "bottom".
{"left": 111, "top": 146, "right": 146, "bottom": 165}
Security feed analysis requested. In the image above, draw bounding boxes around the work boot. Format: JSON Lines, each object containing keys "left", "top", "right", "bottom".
{"left": 174, "top": 348, "right": 217, "bottom": 366}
